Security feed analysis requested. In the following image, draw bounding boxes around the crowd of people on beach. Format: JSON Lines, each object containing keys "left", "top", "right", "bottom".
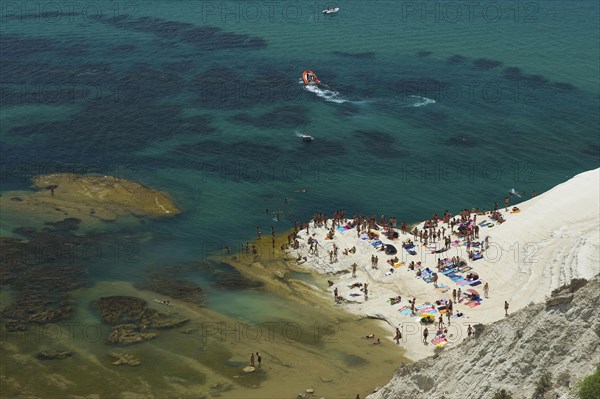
{"left": 276, "top": 192, "right": 525, "bottom": 352}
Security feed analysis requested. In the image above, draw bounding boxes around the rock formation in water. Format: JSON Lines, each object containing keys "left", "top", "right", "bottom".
{"left": 0, "top": 173, "right": 181, "bottom": 225}
{"left": 94, "top": 295, "right": 189, "bottom": 345}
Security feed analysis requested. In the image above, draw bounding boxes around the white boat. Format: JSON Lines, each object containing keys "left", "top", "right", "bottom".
{"left": 300, "top": 133, "right": 314, "bottom": 142}
{"left": 322, "top": 7, "right": 339, "bottom": 14}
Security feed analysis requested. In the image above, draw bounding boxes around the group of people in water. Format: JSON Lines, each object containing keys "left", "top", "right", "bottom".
{"left": 249, "top": 352, "right": 262, "bottom": 368}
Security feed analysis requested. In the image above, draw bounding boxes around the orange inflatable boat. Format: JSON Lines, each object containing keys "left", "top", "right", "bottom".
{"left": 302, "top": 70, "right": 320, "bottom": 86}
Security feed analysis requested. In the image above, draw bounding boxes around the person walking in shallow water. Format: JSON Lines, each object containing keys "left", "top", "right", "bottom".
{"left": 394, "top": 327, "right": 402, "bottom": 344}
{"left": 256, "top": 227, "right": 261, "bottom": 240}
{"left": 504, "top": 301, "right": 509, "bottom": 316}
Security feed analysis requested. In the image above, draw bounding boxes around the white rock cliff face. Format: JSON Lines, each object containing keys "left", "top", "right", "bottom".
{"left": 368, "top": 277, "right": 600, "bottom": 399}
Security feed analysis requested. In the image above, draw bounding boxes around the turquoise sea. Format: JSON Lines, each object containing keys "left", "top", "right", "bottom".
{"left": 1, "top": 0, "right": 599, "bottom": 397}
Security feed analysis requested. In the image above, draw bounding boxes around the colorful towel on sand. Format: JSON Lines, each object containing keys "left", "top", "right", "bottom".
{"left": 371, "top": 241, "right": 382, "bottom": 247}
{"left": 398, "top": 306, "right": 412, "bottom": 316}
{"left": 470, "top": 280, "right": 482, "bottom": 287}
{"left": 466, "top": 301, "right": 481, "bottom": 308}
{"left": 393, "top": 263, "right": 404, "bottom": 268}
{"left": 336, "top": 226, "right": 346, "bottom": 232}
{"left": 349, "top": 293, "right": 362, "bottom": 297}
{"left": 457, "top": 279, "right": 472, "bottom": 286}
{"left": 431, "top": 337, "right": 448, "bottom": 345}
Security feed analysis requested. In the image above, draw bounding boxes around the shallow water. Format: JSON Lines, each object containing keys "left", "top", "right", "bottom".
{"left": 1, "top": 0, "right": 599, "bottom": 396}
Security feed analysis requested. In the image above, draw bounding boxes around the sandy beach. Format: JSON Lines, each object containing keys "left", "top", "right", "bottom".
{"left": 288, "top": 168, "right": 600, "bottom": 361}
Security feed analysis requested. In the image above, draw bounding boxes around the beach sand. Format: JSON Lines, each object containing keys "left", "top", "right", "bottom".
{"left": 289, "top": 168, "right": 600, "bottom": 361}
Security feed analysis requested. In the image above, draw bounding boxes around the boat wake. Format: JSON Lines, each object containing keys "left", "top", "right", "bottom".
{"left": 409, "top": 95, "right": 436, "bottom": 107}
{"left": 300, "top": 79, "right": 349, "bottom": 104}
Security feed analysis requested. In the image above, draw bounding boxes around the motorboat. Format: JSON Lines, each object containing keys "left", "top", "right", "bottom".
{"left": 300, "top": 133, "right": 314, "bottom": 142}
{"left": 302, "top": 70, "right": 320, "bottom": 86}
{"left": 323, "top": 7, "right": 339, "bottom": 14}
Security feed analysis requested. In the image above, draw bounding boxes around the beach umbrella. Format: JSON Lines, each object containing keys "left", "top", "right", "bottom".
{"left": 385, "top": 244, "right": 397, "bottom": 255}
{"left": 466, "top": 288, "right": 480, "bottom": 297}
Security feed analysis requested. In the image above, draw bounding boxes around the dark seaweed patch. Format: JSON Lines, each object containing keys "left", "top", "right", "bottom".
{"left": 473, "top": 58, "right": 503, "bottom": 71}
{"left": 0, "top": 36, "right": 55, "bottom": 60}
{"left": 352, "top": 130, "right": 408, "bottom": 158}
{"left": 502, "top": 67, "right": 549, "bottom": 87}
{"left": 503, "top": 66, "right": 523, "bottom": 80}
{"left": 172, "top": 140, "right": 283, "bottom": 164}
{"left": 105, "top": 44, "right": 136, "bottom": 55}
{"left": 446, "top": 55, "right": 466, "bottom": 64}
{"left": 99, "top": 16, "right": 266, "bottom": 51}
{"left": 231, "top": 106, "right": 310, "bottom": 128}
{"left": 191, "top": 66, "right": 272, "bottom": 109}
{"left": 59, "top": 44, "right": 89, "bottom": 57}
{"left": 553, "top": 82, "right": 576, "bottom": 91}
{"left": 582, "top": 143, "right": 600, "bottom": 157}
{"left": 333, "top": 51, "right": 376, "bottom": 59}
{"left": 427, "top": 112, "right": 447, "bottom": 121}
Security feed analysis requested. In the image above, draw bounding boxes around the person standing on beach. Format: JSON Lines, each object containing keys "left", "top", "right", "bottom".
{"left": 457, "top": 288, "right": 462, "bottom": 301}
{"left": 452, "top": 289, "right": 457, "bottom": 302}
{"left": 438, "top": 315, "right": 444, "bottom": 329}
{"left": 423, "top": 327, "right": 429, "bottom": 344}
{"left": 256, "top": 352, "right": 262, "bottom": 366}
{"left": 334, "top": 287, "right": 338, "bottom": 301}
{"left": 484, "top": 282, "right": 489, "bottom": 298}
{"left": 352, "top": 263, "right": 357, "bottom": 277}
{"left": 504, "top": 195, "right": 510, "bottom": 211}
{"left": 504, "top": 301, "right": 509, "bottom": 316}
{"left": 257, "top": 227, "right": 261, "bottom": 240}
{"left": 364, "top": 283, "right": 369, "bottom": 300}
{"left": 250, "top": 353, "right": 255, "bottom": 367}
{"left": 394, "top": 327, "right": 402, "bottom": 344}
{"left": 467, "top": 324, "right": 473, "bottom": 338}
